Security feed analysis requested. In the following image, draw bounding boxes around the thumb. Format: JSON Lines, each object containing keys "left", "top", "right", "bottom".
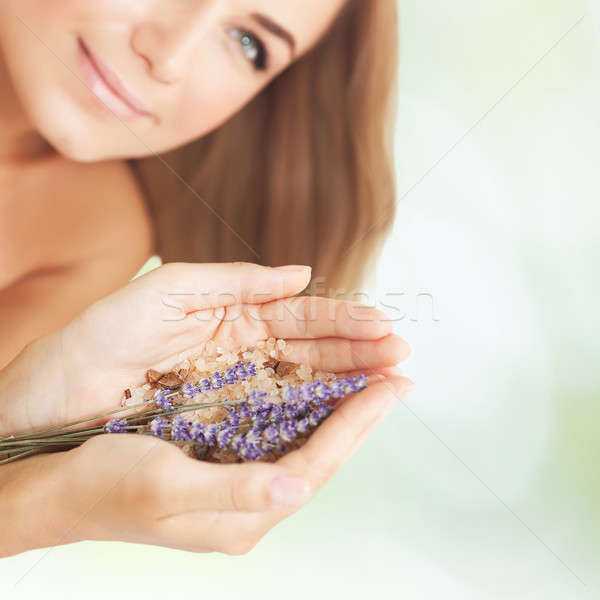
{"left": 172, "top": 460, "right": 313, "bottom": 513}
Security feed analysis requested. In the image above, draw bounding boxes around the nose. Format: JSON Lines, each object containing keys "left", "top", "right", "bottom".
{"left": 130, "top": 2, "right": 219, "bottom": 84}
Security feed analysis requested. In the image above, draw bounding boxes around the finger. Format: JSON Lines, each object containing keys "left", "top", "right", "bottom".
{"left": 338, "top": 366, "right": 404, "bottom": 379}
{"left": 256, "top": 296, "right": 394, "bottom": 340}
{"left": 281, "top": 334, "right": 411, "bottom": 372}
{"left": 277, "top": 376, "right": 413, "bottom": 491}
{"left": 139, "top": 262, "right": 312, "bottom": 316}
{"left": 326, "top": 366, "right": 404, "bottom": 385}
{"left": 162, "top": 459, "right": 311, "bottom": 515}
{"left": 170, "top": 295, "right": 397, "bottom": 348}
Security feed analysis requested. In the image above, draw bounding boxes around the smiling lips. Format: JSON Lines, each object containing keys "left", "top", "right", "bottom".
{"left": 77, "top": 36, "right": 152, "bottom": 121}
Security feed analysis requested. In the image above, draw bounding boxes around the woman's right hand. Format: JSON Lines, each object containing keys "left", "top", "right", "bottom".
{"left": 1, "top": 369, "right": 411, "bottom": 557}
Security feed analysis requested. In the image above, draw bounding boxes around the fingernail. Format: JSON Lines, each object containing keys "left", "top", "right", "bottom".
{"left": 274, "top": 265, "right": 311, "bottom": 272}
{"left": 269, "top": 475, "right": 311, "bottom": 508}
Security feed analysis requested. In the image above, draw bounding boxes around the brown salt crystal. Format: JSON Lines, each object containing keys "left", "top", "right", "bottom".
{"left": 146, "top": 369, "right": 162, "bottom": 384}
{"left": 158, "top": 372, "right": 183, "bottom": 389}
{"left": 263, "top": 357, "right": 279, "bottom": 370}
{"left": 275, "top": 360, "right": 298, "bottom": 377}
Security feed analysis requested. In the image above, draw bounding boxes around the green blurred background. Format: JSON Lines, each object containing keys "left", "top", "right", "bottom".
{"left": 1, "top": 0, "right": 599, "bottom": 597}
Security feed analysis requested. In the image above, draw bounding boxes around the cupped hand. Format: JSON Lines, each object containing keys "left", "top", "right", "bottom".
{"left": 48, "top": 370, "right": 412, "bottom": 554}
{"left": 0, "top": 261, "right": 414, "bottom": 557}
{"left": 20, "top": 262, "right": 409, "bottom": 431}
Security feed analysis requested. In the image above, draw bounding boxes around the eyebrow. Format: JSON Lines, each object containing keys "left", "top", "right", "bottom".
{"left": 250, "top": 12, "right": 296, "bottom": 57}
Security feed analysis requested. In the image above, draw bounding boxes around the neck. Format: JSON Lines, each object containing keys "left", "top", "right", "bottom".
{"left": 0, "top": 48, "right": 53, "bottom": 162}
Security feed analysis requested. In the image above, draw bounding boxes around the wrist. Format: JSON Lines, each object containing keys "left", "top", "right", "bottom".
{"left": 0, "top": 332, "right": 67, "bottom": 437}
{"left": 0, "top": 451, "right": 78, "bottom": 557}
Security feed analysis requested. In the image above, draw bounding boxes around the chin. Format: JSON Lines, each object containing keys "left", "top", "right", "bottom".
{"left": 39, "top": 121, "right": 106, "bottom": 163}
{"left": 17, "top": 88, "right": 104, "bottom": 162}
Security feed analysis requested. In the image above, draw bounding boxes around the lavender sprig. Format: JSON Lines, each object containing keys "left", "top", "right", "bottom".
{"left": 104, "top": 419, "right": 130, "bottom": 434}
{"left": 180, "top": 361, "right": 257, "bottom": 398}
{"left": 0, "top": 369, "right": 367, "bottom": 466}
{"left": 146, "top": 375, "right": 366, "bottom": 462}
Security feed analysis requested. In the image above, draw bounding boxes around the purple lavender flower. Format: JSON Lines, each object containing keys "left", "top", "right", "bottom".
{"left": 329, "top": 380, "right": 345, "bottom": 399}
{"left": 252, "top": 410, "right": 268, "bottom": 427}
{"left": 182, "top": 382, "right": 200, "bottom": 399}
{"left": 237, "top": 402, "right": 252, "bottom": 420}
{"left": 316, "top": 403, "right": 333, "bottom": 420}
{"left": 245, "top": 426, "right": 266, "bottom": 444}
{"left": 233, "top": 364, "right": 246, "bottom": 381}
{"left": 231, "top": 432, "right": 245, "bottom": 453}
{"left": 351, "top": 374, "right": 368, "bottom": 392}
{"left": 312, "top": 381, "right": 331, "bottom": 400}
{"left": 171, "top": 415, "right": 193, "bottom": 441}
{"left": 105, "top": 418, "right": 129, "bottom": 434}
{"left": 308, "top": 409, "right": 322, "bottom": 428}
{"left": 283, "top": 403, "right": 299, "bottom": 420}
{"left": 268, "top": 403, "right": 284, "bottom": 421}
{"left": 226, "top": 406, "right": 241, "bottom": 426}
{"left": 216, "top": 424, "right": 235, "bottom": 449}
{"left": 190, "top": 421, "right": 207, "bottom": 443}
{"left": 150, "top": 417, "right": 170, "bottom": 437}
{"left": 299, "top": 386, "right": 315, "bottom": 404}
{"left": 247, "top": 390, "right": 267, "bottom": 407}
{"left": 263, "top": 423, "right": 280, "bottom": 443}
{"left": 239, "top": 441, "right": 264, "bottom": 461}
{"left": 154, "top": 389, "right": 175, "bottom": 411}
{"left": 281, "top": 386, "right": 299, "bottom": 403}
{"left": 210, "top": 372, "right": 225, "bottom": 390}
{"left": 224, "top": 367, "right": 238, "bottom": 385}
{"left": 199, "top": 378, "right": 212, "bottom": 393}
{"left": 279, "top": 419, "right": 298, "bottom": 443}
{"left": 203, "top": 424, "right": 218, "bottom": 445}
{"left": 296, "top": 416, "right": 310, "bottom": 434}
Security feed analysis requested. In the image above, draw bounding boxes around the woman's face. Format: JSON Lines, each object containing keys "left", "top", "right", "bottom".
{"left": 0, "top": 0, "right": 345, "bottom": 161}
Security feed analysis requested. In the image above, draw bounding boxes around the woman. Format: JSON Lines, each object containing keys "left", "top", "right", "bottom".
{"left": 0, "top": 1, "right": 411, "bottom": 557}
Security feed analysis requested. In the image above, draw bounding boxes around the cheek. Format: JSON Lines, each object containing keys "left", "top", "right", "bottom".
{"left": 166, "top": 69, "right": 265, "bottom": 148}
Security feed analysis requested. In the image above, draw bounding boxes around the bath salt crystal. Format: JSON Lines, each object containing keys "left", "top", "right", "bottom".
{"left": 296, "top": 364, "right": 312, "bottom": 381}
{"left": 194, "top": 357, "right": 207, "bottom": 371}
{"left": 122, "top": 386, "right": 149, "bottom": 406}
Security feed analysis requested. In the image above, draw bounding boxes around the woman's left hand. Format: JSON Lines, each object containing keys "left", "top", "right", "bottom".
{"left": 0, "top": 262, "right": 410, "bottom": 436}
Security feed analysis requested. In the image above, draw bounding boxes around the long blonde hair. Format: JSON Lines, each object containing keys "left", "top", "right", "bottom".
{"left": 131, "top": 0, "right": 399, "bottom": 293}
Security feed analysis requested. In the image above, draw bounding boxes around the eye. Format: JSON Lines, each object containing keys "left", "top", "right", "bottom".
{"left": 228, "top": 27, "right": 268, "bottom": 71}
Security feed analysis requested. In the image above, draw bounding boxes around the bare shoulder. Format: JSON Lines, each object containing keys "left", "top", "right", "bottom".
{"left": 0, "top": 155, "right": 155, "bottom": 279}
{"left": 0, "top": 156, "right": 157, "bottom": 365}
